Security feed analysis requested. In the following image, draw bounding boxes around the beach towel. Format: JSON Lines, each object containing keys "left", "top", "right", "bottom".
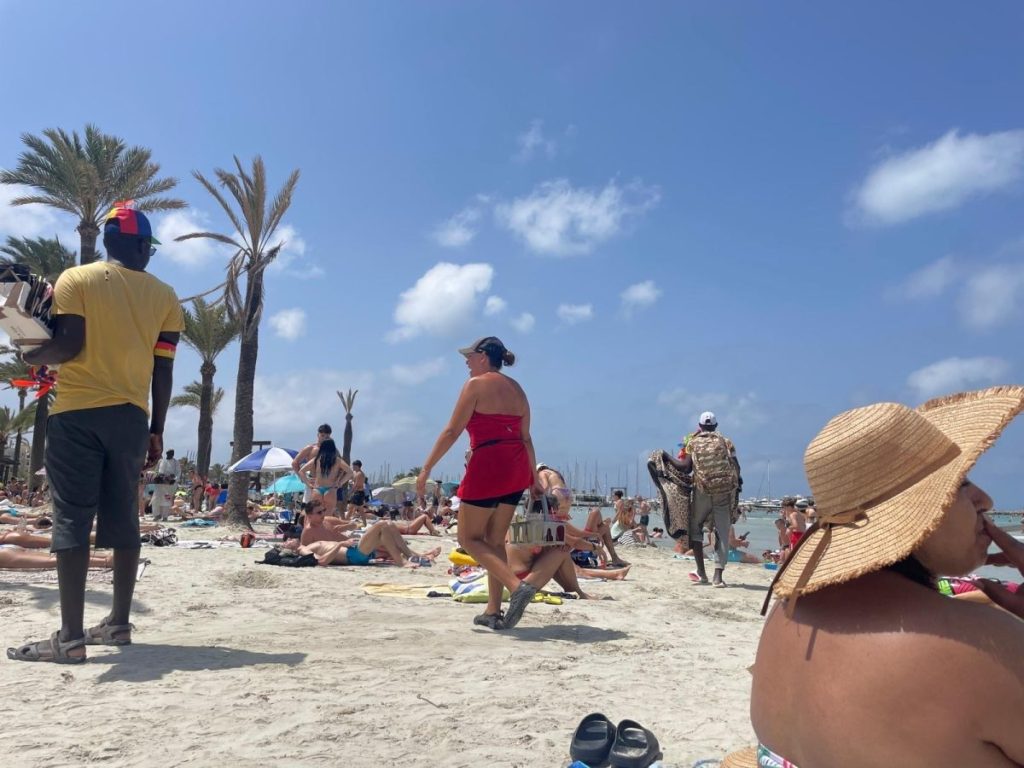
{"left": 648, "top": 450, "right": 691, "bottom": 540}
{"left": 360, "top": 582, "right": 452, "bottom": 599}
{"left": 447, "top": 575, "right": 564, "bottom": 604}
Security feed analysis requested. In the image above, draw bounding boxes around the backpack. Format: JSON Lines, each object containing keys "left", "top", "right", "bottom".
{"left": 688, "top": 432, "right": 738, "bottom": 495}
{"left": 258, "top": 548, "right": 317, "bottom": 567}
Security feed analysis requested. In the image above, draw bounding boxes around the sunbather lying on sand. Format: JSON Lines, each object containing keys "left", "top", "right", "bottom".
{"left": 284, "top": 520, "right": 440, "bottom": 568}
{"left": 0, "top": 545, "right": 113, "bottom": 570}
{"left": 300, "top": 500, "right": 360, "bottom": 545}
{"left": 392, "top": 513, "right": 441, "bottom": 536}
{"left": 1, "top": 522, "right": 163, "bottom": 549}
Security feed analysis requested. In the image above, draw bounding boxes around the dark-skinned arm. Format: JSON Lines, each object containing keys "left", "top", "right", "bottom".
{"left": 22, "top": 315, "right": 85, "bottom": 366}
{"left": 146, "top": 330, "right": 179, "bottom": 467}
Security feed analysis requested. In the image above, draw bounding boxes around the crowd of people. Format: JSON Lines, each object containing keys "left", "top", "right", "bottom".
{"left": 0, "top": 206, "right": 1021, "bottom": 765}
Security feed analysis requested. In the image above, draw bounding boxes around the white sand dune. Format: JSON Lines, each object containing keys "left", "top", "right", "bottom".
{"left": 0, "top": 528, "right": 770, "bottom": 767}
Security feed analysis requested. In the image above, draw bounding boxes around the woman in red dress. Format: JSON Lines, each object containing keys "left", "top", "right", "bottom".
{"left": 418, "top": 336, "right": 542, "bottom": 630}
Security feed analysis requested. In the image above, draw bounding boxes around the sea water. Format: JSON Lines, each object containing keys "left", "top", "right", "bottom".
{"left": 566, "top": 506, "right": 1022, "bottom": 583}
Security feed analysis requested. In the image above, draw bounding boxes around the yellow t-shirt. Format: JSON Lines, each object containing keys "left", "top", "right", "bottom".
{"left": 50, "top": 261, "right": 184, "bottom": 417}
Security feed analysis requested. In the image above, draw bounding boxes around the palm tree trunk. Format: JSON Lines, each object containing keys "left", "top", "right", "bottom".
{"left": 197, "top": 361, "right": 216, "bottom": 477}
{"left": 28, "top": 396, "right": 48, "bottom": 491}
{"left": 12, "top": 390, "right": 25, "bottom": 479}
{"left": 78, "top": 221, "right": 100, "bottom": 266}
{"left": 343, "top": 414, "right": 353, "bottom": 465}
{"left": 225, "top": 326, "right": 259, "bottom": 529}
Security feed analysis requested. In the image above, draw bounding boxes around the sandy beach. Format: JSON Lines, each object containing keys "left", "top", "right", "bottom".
{"left": 0, "top": 526, "right": 771, "bottom": 768}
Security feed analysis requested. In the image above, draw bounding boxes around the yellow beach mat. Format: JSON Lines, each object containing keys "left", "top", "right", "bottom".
{"left": 360, "top": 582, "right": 451, "bottom": 599}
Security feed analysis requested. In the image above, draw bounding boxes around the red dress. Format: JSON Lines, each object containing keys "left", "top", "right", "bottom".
{"left": 457, "top": 411, "right": 532, "bottom": 500}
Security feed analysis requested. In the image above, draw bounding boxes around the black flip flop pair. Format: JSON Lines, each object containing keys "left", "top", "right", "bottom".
{"left": 570, "top": 712, "right": 662, "bottom": 768}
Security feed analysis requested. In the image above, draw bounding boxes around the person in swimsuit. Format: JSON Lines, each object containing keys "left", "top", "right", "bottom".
{"left": 417, "top": 336, "right": 542, "bottom": 631}
{"left": 292, "top": 423, "right": 331, "bottom": 505}
{"left": 346, "top": 460, "right": 369, "bottom": 523}
{"left": 284, "top": 521, "right": 440, "bottom": 568}
{"left": 505, "top": 542, "right": 598, "bottom": 600}
{"left": 748, "top": 388, "right": 1024, "bottom": 767}
{"left": 300, "top": 438, "right": 352, "bottom": 517}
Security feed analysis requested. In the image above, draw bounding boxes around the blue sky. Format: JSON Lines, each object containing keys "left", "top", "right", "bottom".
{"left": 1, "top": 2, "right": 1023, "bottom": 502}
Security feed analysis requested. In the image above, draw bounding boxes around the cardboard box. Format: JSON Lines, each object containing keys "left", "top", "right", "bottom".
{"left": 0, "top": 282, "right": 52, "bottom": 349}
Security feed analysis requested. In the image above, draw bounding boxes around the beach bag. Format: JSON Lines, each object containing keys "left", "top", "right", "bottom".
{"left": 258, "top": 548, "right": 317, "bottom": 567}
{"left": 689, "top": 432, "right": 738, "bottom": 495}
{"left": 141, "top": 528, "right": 177, "bottom": 547}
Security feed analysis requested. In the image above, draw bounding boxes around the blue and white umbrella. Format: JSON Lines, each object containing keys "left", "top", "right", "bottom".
{"left": 228, "top": 446, "right": 299, "bottom": 473}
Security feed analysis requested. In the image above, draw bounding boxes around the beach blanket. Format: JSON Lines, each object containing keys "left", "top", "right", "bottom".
{"left": 360, "top": 582, "right": 452, "bottom": 599}
{"left": 648, "top": 450, "right": 691, "bottom": 540}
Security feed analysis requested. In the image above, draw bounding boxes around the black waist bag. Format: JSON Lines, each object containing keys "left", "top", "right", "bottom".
{"left": 258, "top": 549, "right": 317, "bottom": 567}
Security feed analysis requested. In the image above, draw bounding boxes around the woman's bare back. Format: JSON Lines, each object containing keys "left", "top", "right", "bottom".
{"left": 752, "top": 571, "right": 1024, "bottom": 767}
{"left": 469, "top": 372, "right": 528, "bottom": 416}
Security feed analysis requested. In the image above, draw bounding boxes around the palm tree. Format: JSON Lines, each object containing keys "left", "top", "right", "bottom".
{"left": 0, "top": 356, "right": 31, "bottom": 479}
{"left": 171, "top": 380, "right": 225, "bottom": 414}
{"left": 177, "top": 156, "right": 300, "bottom": 527}
{"left": 0, "top": 403, "right": 37, "bottom": 479}
{"left": 0, "top": 236, "right": 77, "bottom": 278}
{"left": 0, "top": 124, "right": 186, "bottom": 265}
{"left": 0, "top": 236, "right": 76, "bottom": 487}
{"left": 178, "top": 298, "right": 238, "bottom": 477}
{"left": 171, "top": 380, "right": 225, "bottom": 475}
{"left": 209, "top": 463, "right": 226, "bottom": 484}
{"left": 336, "top": 389, "right": 358, "bottom": 464}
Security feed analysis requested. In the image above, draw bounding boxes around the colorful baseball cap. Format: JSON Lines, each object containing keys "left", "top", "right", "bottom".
{"left": 104, "top": 201, "right": 160, "bottom": 243}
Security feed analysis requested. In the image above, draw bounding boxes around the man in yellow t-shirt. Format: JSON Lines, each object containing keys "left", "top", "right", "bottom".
{"left": 7, "top": 205, "right": 183, "bottom": 665}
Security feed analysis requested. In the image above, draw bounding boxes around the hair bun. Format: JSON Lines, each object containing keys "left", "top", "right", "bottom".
{"left": 502, "top": 350, "right": 516, "bottom": 366}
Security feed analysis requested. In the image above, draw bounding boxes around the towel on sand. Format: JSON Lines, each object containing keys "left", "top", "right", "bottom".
{"left": 361, "top": 582, "right": 452, "bottom": 599}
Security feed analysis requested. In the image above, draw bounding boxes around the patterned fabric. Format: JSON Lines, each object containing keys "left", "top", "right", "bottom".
{"left": 647, "top": 450, "right": 691, "bottom": 539}
{"left": 688, "top": 431, "right": 738, "bottom": 495}
{"left": 758, "top": 744, "right": 798, "bottom": 768}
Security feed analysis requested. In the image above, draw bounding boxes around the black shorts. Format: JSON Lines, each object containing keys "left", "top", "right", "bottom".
{"left": 46, "top": 404, "right": 149, "bottom": 552}
{"left": 459, "top": 489, "right": 525, "bottom": 509}
{"left": 640, "top": 515, "right": 650, "bottom": 526}
{"left": 350, "top": 490, "right": 366, "bottom": 506}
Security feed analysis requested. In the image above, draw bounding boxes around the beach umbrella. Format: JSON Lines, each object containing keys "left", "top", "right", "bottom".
{"left": 265, "top": 473, "right": 305, "bottom": 494}
{"left": 228, "top": 446, "right": 298, "bottom": 473}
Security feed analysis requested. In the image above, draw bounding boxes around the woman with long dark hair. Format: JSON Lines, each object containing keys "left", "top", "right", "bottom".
{"left": 300, "top": 438, "right": 352, "bottom": 516}
{"left": 417, "top": 336, "right": 542, "bottom": 630}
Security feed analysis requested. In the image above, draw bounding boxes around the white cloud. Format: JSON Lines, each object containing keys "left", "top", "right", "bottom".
{"left": 495, "top": 179, "right": 659, "bottom": 256}
{"left": 853, "top": 129, "right": 1024, "bottom": 225}
{"left": 433, "top": 203, "right": 484, "bottom": 248}
{"left": 389, "top": 262, "right": 494, "bottom": 342}
{"left": 957, "top": 263, "right": 1024, "bottom": 330}
{"left": 510, "top": 312, "right": 535, "bottom": 333}
{"left": 515, "top": 119, "right": 556, "bottom": 162}
{"left": 907, "top": 356, "right": 1010, "bottom": 399}
{"left": 557, "top": 303, "right": 593, "bottom": 324}
{"left": 897, "top": 256, "right": 959, "bottom": 300}
{"left": 0, "top": 184, "right": 75, "bottom": 245}
{"left": 156, "top": 209, "right": 229, "bottom": 269}
{"left": 484, "top": 296, "right": 507, "bottom": 316}
{"left": 390, "top": 357, "right": 447, "bottom": 385}
{"left": 266, "top": 224, "right": 322, "bottom": 279}
{"left": 656, "top": 389, "right": 766, "bottom": 431}
{"left": 269, "top": 308, "right": 307, "bottom": 340}
{"left": 620, "top": 280, "right": 662, "bottom": 315}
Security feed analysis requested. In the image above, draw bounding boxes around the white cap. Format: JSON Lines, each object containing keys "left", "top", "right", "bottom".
{"left": 699, "top": 411, "right": 717, "bottom": 427}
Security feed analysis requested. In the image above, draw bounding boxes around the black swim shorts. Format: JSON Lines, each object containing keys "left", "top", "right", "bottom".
{"left": 459, "top": 489, "right": 525, "bottom": 509}
{"left": 46, "top": 403, "right": 149, "bottom": 552}
{"left": 350, "top": 490, "right": 366, "bottom": 506}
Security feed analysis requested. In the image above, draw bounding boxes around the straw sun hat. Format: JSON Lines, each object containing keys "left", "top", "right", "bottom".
{"left": 770, "top": 386, "right": 1024, "bottom": 605}
{"left": 721, "top": 746, "right": 757, "bottom": 768}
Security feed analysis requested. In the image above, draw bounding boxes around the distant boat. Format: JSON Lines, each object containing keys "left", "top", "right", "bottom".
{"left": 573, "top": 491, "right": 611, "bottom": 507}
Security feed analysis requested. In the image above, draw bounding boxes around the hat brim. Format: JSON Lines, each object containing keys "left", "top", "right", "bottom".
{"left": 721, "top": 746, "right": 758, "bottom": 768}
{"left": 774, "top": 386, "right": 1024, "bottom": 599}
{"left": 457, "top": 347, "right": 476, "bottom": 356}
